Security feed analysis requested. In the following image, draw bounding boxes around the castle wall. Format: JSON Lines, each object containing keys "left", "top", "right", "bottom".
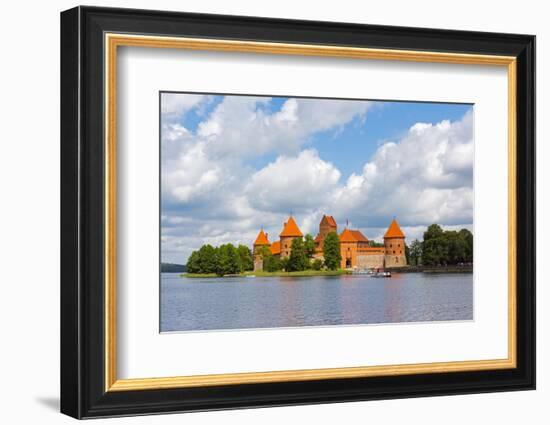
{"left": 357, "top": 253, "right": 385, "bottom": 269}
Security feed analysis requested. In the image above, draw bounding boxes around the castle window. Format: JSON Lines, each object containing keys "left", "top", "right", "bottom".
{"left": 400, "top": 250, "right": 402, "bottom": 254}
{"left": 397, "top": 243, "right": 400, "bottom": 247}
{"left": 393, "top": 250, "right": 395, "bottom": 254}
{"left": 390, "top": 244, "right": 392, "bottom": 248}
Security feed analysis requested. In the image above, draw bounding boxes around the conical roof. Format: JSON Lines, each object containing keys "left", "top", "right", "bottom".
{"left": 384, "top": 219, "right": 405, "bottom": 238}
{"left": 253, "top": 229, "right": 271, "bottom": 246}
{"left": 279, "top": 216, "right": 303, "bottom": 237}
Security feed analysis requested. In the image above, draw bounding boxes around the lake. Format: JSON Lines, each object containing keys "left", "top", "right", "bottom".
{"left": 160, "top": 272, "right": 473, "bottom": 332}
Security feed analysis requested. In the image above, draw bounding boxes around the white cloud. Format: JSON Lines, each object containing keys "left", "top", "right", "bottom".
{"left": 161, "top": 92, "right": 205, "bottom": 116}
{"left": 330, "top": 110, "right": 474, "bottom": 229}
{"left": 245, "top": 149, "right": 341, "bottom": 213}
{"left": 196, "top": 96, "right": 371, "bottom": 158}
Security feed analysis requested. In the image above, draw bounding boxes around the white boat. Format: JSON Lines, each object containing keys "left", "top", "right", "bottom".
{"left": 352, "top": 269, "right": 373, "bottom": 275}
{"left": 371, "top": 271, "right": 391, "bottom": 278}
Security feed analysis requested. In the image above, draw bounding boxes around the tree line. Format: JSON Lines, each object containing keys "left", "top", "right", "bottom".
{"left": 186, "top": 243, "right": 254, "bottom": 276}
{"left": 186, "top": 232, "right": 343, "bottom": 275}
{"left": 408, "top": 224, "right": 473, "bottom": 266}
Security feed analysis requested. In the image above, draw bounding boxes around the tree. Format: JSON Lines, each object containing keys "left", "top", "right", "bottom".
{"left": 280, "top": 257, "right": 290, "bottom": 272}
{"left": 444, "top": 231, "right": 467, "bottom": 264}
{"left": 236, "top": 244, "right": 253, "bottom": 272}
{"left": 368, "top": 240, "right": 384, "bottom": 247}
{"left": 287, "top": 237, "right": 310, "bottom": 271}
{"left": 216, "top": 244, "right": 240, "bottom": 276}
{"left": 409, "top": 239, "right": 422, "bottom": 266}
{"left": 423, "top": 224, "right": 444, "bottom": 241}
{"left": 304, "top": 234, "right": 316, "bottom": 258}
{"left": 458, "top": 228, "right": 473, "bottom": 262}
{"left": 186, "top": 250, "right": 201, "bottom": 273}
{"left": 197, "top": 244, "right": 218, "bottom": 274}
{"left": 422, "top": 237, "right": 446, "bottom": 266}
{"left": 404, "top": 242, "right": 410, "bottom": 265}
{"left": 420, "top": 225, "right": 474, "bottom": 266}
{"left": 323, "top": 231, "right": 341, "bottom": 270}
{"left": 311, "top": 259, "right": 323, "bottom": 270}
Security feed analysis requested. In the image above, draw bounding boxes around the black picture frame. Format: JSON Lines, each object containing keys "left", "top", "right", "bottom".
{"left": 61, "top": 5, "right": 535, "bottom": 419}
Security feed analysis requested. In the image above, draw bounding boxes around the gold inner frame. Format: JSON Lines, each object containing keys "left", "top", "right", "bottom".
{"left": 104, "top": 33, "right": 517, "bottom": 392}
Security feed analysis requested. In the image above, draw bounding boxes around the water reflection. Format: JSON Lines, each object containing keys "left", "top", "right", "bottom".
{"left": 160, "top": 272, "right": 473, "bottom": 332}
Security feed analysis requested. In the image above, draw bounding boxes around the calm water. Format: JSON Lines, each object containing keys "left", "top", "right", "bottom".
{"left": 160, "top": 273, "right": 473, "bottom": 332}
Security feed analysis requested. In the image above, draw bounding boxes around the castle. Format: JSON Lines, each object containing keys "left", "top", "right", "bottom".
{"left": 253, "top": 215, "right": 407, "bottom": 271}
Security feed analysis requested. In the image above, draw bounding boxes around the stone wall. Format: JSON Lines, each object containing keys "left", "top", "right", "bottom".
{"left": 356, "top": 254, "right": 385, "bottom": 269}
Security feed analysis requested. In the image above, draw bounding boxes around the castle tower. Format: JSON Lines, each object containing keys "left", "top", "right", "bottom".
{"left": 253, "top": 229, "right": 271, "bottom": 271}
{"left": 315, "top": 215, "right": 337, "bottom": 252}
{"left": 383, "top": 218, "right": 407, "bottom": 268}
{"left": 279, "top": 216, "right": 303, "bottom": 259}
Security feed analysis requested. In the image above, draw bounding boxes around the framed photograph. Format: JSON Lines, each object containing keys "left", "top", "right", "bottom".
{"left": 60, "top": 6, "right": 535, "bottom": 419}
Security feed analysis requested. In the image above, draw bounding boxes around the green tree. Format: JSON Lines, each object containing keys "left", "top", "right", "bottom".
{"left": 311, "top": 259, "right": 323, "bottom": 270}
{"left": 236, "top": 244, "right": 254, "bottom": 272}
{"left": 197, "top": 244, "right": 218, "bottom": 274}
{"left": 424, "top": 224, "right": 444, "bottom": 241}
{"left": 265, "top": 254, "right": 282, "bottom": 272}
{"left": 287, "top": 237, "right": 309, "bottom": 271}
{"left": 458, "top": 228, "right": 473, "bottom": 262}
{"left": 257, "top": 246, "right": 281, "bottom": 272}
{"left": 405, "top": 242, "right": 410, "bottom": 265}
{"left": 422, "top": 237, "right": 446, "bottom": 266}
{"left": 409, "top": 239, "right": 422, "bottom": 266}
{"left": 444, "top": 231, "right": 467, "bottom": 264}
{"left": 421, "top": 224, "right": 475, "bottom": 266}
{"left": 186, "top": 250, "right": 201, "bottom": 273}
{"left": 216, "top": 243, "right": 240, "bottom": 276}
{"left": 280, "top": 257, "right": 290, "bottom": 272}
{"left": 368, "top": 240, "right": 384, "bottom": 247}
{"left": 304, "top": 234, "right": 316, "bottom": 258}
{"left": 323, "top": 231, "right": 341, "bottom": 270}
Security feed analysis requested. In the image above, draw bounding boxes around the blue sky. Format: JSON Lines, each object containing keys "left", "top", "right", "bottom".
{"left": 161, "top": 93, "right": 474, "bottom": 263}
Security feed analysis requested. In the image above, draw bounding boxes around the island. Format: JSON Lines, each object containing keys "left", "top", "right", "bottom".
{"left": 179, "top": 214, "right": 473, "bottom": 278}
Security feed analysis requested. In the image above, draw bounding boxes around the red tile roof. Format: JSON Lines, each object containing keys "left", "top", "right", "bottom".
{"left": 384, "top": 219, "right": 405, "bottom": 238}
{"left": 279, "top": 216, "right": 303, "bottom": 237}
{"left": 323, "top": 215, "right": 337, "bottom": 227}
{"left": 339, "top": 229, "right": 355, "bottom": 242}
{"left": 270, "top": 241, "right": 281, "bottom": 255}
{"left": 350, "top": 230, "right": 369, "bottom": 243}
{"left": 340, "top": 228, "right": 369, "bottom": 243}
{"left": 253, "top": 229, "right": 270, "bottom": 246}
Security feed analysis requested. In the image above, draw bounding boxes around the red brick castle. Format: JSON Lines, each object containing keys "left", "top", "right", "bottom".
{"left": 253, "top": 215, "right": 407, "bottom": 271}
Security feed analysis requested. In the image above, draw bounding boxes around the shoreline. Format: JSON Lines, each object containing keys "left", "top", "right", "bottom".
{"left": 182, "top": 270, "right": 351, "bottom": 278}
{"left": 180, "top": 266, "right": 472, "bottom": 278}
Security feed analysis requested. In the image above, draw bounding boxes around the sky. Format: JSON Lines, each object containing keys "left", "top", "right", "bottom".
{"left": 160, "top": 92, "right": 474, "bottom": 264}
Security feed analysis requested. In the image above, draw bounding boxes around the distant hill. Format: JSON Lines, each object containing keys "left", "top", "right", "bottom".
{"left": 161, "top": 263, "right": 187, "bottom": 273}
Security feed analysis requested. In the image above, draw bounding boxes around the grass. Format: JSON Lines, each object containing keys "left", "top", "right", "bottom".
{"left": 181, "top": 273, "right": 218, "bottom": 278}
{"left": 181, "top": 269, "right": 351, "bottom": 278}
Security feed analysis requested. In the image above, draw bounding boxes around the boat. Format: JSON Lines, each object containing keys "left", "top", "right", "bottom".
{"left": 371, "top": 271, "right": 391, "bottom": 278}
{"left": 352, "top": 269, "right": 374, "bottom": 275}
